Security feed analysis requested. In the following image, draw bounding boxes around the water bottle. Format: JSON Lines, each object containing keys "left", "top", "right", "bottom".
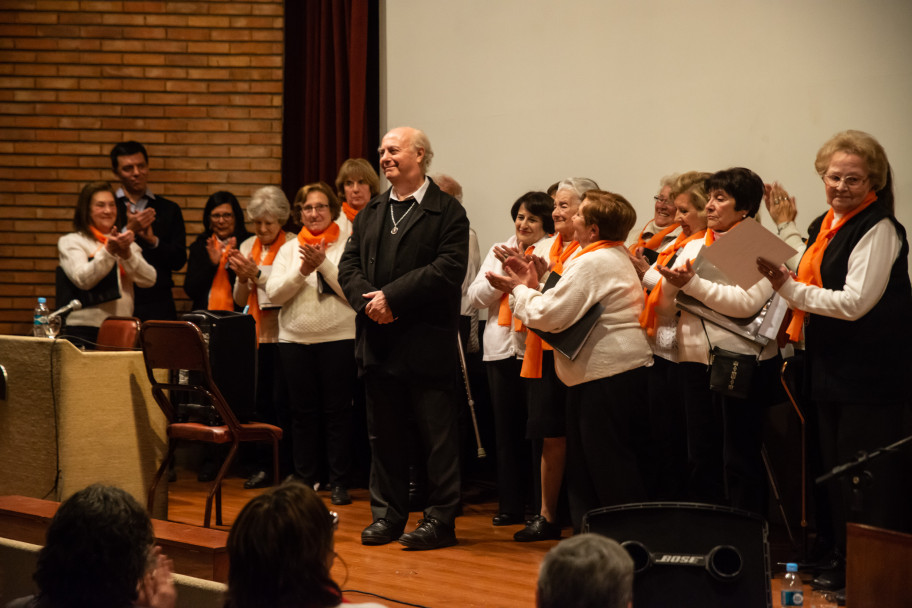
{"left": 781, "top": 562, "right": 803, "bottom": 606}
{"left": 33, "top": 297, "right": 50, "bottom": 337}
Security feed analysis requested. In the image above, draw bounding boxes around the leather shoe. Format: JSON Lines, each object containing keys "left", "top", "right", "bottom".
{"left": 492, "top": 512, "right": 524, "bottom": 526}
{"left": 331, "top": 485, "right": 352, "bottom": 505}
{"left": 514, "top": 515, "right": 561, "bottom": 542}
{"left": 811, "top": 567, "right": 845, "bottom": 591}
{"left": 244, "top": 470, "right": 270, "bottom": 490}
{"left": 361, "top": 519, "right": 404, "bottom": 546}
{"left": 398, "top": 517, "right": 457, "bottom": 550}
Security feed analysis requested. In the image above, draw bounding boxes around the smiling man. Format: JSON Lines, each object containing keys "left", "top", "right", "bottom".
{"left": 339, "top": 126, "right": 470, "bottom": 550}
{"left": 110, "top": 141, "right": 187, "bottom": 320}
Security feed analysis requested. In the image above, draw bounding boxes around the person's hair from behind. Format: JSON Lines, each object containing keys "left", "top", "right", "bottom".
{"left": 537, "top": 533, "right": 634, "bottom": 608}
{"left": 32, "top": 484, "right": 155, "bottom": 608}
{"left": 225, "top": 480, "right": 340, "bottom": 608}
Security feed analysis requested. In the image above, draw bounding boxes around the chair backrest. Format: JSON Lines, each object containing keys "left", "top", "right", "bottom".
{"left": 96, "top": 316, "right": 141, "bottom": 351}
{"left": 139, "top": 321, "right": 243, "bottom": 431}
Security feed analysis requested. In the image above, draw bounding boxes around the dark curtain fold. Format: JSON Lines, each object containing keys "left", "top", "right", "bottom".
{"left": 282, "top": 0, "right": 379, "bottom": 196}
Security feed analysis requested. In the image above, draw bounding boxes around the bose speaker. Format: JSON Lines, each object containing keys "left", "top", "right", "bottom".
{"left": 583, "top": 502, "right": 771, "bottom": 608}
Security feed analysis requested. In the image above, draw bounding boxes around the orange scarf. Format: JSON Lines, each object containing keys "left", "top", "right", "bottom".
{"left": 208, "top": 236, "right": 235, "bottom": 311}
{"left": 342, "top": 202, "right": 359, "bottom": 222}
{"left": 628, "top": 222, "right": 679, "bottom": 255}
{"left": 786, "top": 191, "right": 878, "bottom": 342}
{"left": 638, "top": 230, "right": 707, "bottom": 336}
{"left": 246, "top": 236, "right": 283, "bottom": 341}
{"left": 297, "top": 222, "right": 340, "bottom": 247}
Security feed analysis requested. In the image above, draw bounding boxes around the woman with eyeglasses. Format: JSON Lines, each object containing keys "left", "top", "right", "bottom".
{"left": 225, "top": 481, "right": 387, "bottom": 608}
{"left": 184, "top": 191, "right": 252, "bottom": 311}
{"left": 266, "top": 182, "right": 357, "bottom": 507}
{"left": 628, "top": 175, "right": 683, "bottom": 279}
{"left": 757, "top": 130, "right": 912, "bottom": 592}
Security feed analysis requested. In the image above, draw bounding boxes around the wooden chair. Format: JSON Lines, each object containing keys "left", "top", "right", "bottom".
{"left": 140, "top": 320, "right": 282, "bottom": 528}
{"left": 96, "top": 316, "right": 141, "bottom": 351}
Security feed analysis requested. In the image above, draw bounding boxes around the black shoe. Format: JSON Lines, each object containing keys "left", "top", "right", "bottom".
{"left": 834, "top": 588, "right": 846, "bottom": 606}
{"left": 361, "top": 518, "right": 405, "bottom": 546}
{"left": 331, "top": 485, "right": 352, "bottom": 505}
{"left": 514, "top": 515, "right": 562, "bottom": 542}
{"left": 492, "top": 512, "right": 524, "bottom": 526}
{"left": 244, "top": 470, "right": 270, "bottom": 490}
{"left": 811, "top": 567, "right": 846, "bottom": 591}
{"left": 398, "top": 517, "right": 457, "bottom": 550}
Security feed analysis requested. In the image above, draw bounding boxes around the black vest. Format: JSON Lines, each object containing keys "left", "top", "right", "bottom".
{"left": 802, "top": 203, "right": 912, "bottom": 402}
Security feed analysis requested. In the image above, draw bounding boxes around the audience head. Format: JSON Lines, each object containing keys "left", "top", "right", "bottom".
{"left": 33, "top": 484, "right": 155, "bottom": 608}
{"left": 202, "top": 190, "right": 245, "bottom": 240}
{"left": 226, "top": 481, "right": 341, "bottom": 608}
{"left": 815, "top": 129, "right": 893, "bottom": 214}
{"left": 511, "top": 191, "right": 555, "bottom": 248}
{"left": 431, "top": 173, "right": 463, "bottom": 203}
{"left": 335, "top": 158, "right": 381, "bottom": 210}
{"left": 578, "top": 189, "right": 637, "bottom": 243}
{"left": 73, "top": 181, "right": 117, "bottom": 237}
{"left": 704, "top": 167, "right": 764, "bottom": 224}
{"left": 294, "top": 181, "right": 341, "bottom": 224}
{"left": 537, "top": 533, "right": 634, "bottom": 608}
{"left": 247, "top": 186, "right": 290, "bottom": 246}
{"left": 109, "top": 141, "right": 150, "bottom": 198}
{"left": 553, "top": 177, "right": 600, "bottom": 240}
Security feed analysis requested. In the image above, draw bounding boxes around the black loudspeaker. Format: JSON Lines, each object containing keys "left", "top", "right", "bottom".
{"left": 181, "top": 310, "right": 257, "bottom": 422}
{"left": 583, "top": 502, "right": 771, "bottom": 608}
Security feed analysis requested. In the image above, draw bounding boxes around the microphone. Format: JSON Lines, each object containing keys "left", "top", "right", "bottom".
{"left": 48, "top": 299, "right": 83, "bottom": 319}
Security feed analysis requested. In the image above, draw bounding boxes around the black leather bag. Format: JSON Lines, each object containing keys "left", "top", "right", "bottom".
{"left": 708, "top": 346, "right": 758, "bottom": 399}
{"left": 55, "top": 264, "right": 121, "bottom": 308}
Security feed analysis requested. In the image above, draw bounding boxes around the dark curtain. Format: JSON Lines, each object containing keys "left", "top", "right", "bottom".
{"left": 282, "top": 0, "right": 379, "bottom": 196}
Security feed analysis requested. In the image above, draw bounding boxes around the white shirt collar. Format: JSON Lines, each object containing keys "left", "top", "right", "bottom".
{"left": 391, "top": 176, "right": 430, "bottom": 204}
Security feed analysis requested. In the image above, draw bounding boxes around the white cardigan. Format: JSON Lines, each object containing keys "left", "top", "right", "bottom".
{"left": 466, "top": 234, "right": 551, "bottom": 362}
{"left": 232, "top": 232, "right": 294, "bottom": 344}
{"left": 57, "top": 231, "right": 156, "bottom": 327}
{"left": 653, "top": 234, "right": 779, "bottom": 364}
{"left": 265, "top": 225, "right": 356, "bottom": 345}
{"left": 511, "top": 245, "right": 652, "bottom": 387}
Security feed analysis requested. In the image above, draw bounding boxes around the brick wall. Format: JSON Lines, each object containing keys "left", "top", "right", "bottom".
{"left": 0, "top": 0, "right": 284, "bottom": 335}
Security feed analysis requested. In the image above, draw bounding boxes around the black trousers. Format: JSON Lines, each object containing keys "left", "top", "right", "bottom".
{"left": 678, "top": 362, "right": 725, "bottom": 504}
{"left": 565, "top": 366, "right": 648, "bottom": 532}
{"left": 645, "top": 356, "right": 688, "bottom": 500}
{"left": 364, "top": 371, "right": 461, "bottom": 527}
{"left": 280, "top": 340, "right": 355, "bottom": 488}
{"left": 486, "top": 357, "right": 532, "bottom": 516}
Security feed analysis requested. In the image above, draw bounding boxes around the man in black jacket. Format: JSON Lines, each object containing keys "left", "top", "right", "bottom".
{"left": 339, "top": 126, "right": 469, "bottom": 550}
{"left": 111, "top": 140, "right": 187, "bottom": 321}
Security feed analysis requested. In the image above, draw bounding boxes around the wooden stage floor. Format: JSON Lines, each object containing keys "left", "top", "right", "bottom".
{"left": 168, "top": 470, "right": 553, "bottom": 607}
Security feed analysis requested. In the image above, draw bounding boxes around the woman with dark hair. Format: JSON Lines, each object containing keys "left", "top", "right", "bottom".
{"left": 466, "top": 191, "right": 554, "bottom": 528}
{"left": 10, "top": 484, "right": 175, "bottom": 608}
{"left": 184, "top": 191, "right": 252, "bottom": 311}
{"left": 225, "top": 481, "right": 386, "bottom": 608}
{"left": 758, "top": 130, "right": 912, "bottom": 590}
{"left": 266, "top": 182, "right": 356, "bottom": 506}
{"left": 656, "top": 167, "right": 782, "bottom": 515}
{"left": 488, "top": 189, "right": 653, "bottom": 533}
{"left": 57, "top": 181, "right": 156, "bottom": 347}
{"left": 334, "top": 158, "right": 381, "bottom": 227}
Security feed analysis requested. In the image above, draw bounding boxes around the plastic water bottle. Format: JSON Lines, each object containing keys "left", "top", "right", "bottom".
{"left": 781, "top": 562, "right": 803, "bottom": 606}
{"left": 33, "top": 297, "right": 50, "bottom": 337}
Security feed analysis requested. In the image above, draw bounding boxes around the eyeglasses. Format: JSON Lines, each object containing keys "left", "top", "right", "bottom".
{"left": 653, "top": 196, "right": 670, "bottom": 204}
{"left": 210, "top": 212, "right": 234, "bottom": 220}
{"left": 329, "top": 510, "right": 339, "bottom": 531}
{"left": 301, "top": 204, "right": 329, "bottom": 214}
{"left": 822, "top": 174, "right": 868, "bottom": 189}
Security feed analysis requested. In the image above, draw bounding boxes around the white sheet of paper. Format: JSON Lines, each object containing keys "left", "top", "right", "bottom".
{"left": 699, "top": 218, "right": 798, "bottom": 290}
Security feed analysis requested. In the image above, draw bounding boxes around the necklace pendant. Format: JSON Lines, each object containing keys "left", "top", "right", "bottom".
{"left": 391, "top": 226, "right": 398, "bottom": 235}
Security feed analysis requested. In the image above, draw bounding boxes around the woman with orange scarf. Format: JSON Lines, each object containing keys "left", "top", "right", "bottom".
{"left": 466, "top": 190, "right": 553, "bottom": 530}
{"left": 637, "top": 172, "right": 710, "bottom": 500}
{"left": 488, "top": 190, "right": 652, "bottom": 533}
{"left": 184, "top": 191, "right": 252, "bottom": 311}
{"left": 758, "top": 131, "right": 912, "bottom": 591}
{"left": 628, "top": 174, "right": 683, "bottom": 278}
{"left": 227, "top": 185, "right": 294, "bottom": 489}
{"left": 266, "top": 182, "right": 357, "bottom": 507}
{"left": 334, "top": 158, "right": 381, "bottom": 234}
{"left": 57, "top": 181, "right": 156, "bottom": 348}
{"left": 657, "top": 168, "right": 781, "bottom": 515}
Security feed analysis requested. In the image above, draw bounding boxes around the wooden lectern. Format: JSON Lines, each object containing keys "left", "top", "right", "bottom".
{"left": 846, "top": 522, "right": 912, "bottom": 607}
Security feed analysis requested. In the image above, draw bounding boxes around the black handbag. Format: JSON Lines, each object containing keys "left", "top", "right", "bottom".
{"left": 702, "top": 321, "right": 759, "bottom": 399}
{"left": 55, "top": 263, "right": 121, "bottom": 308}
